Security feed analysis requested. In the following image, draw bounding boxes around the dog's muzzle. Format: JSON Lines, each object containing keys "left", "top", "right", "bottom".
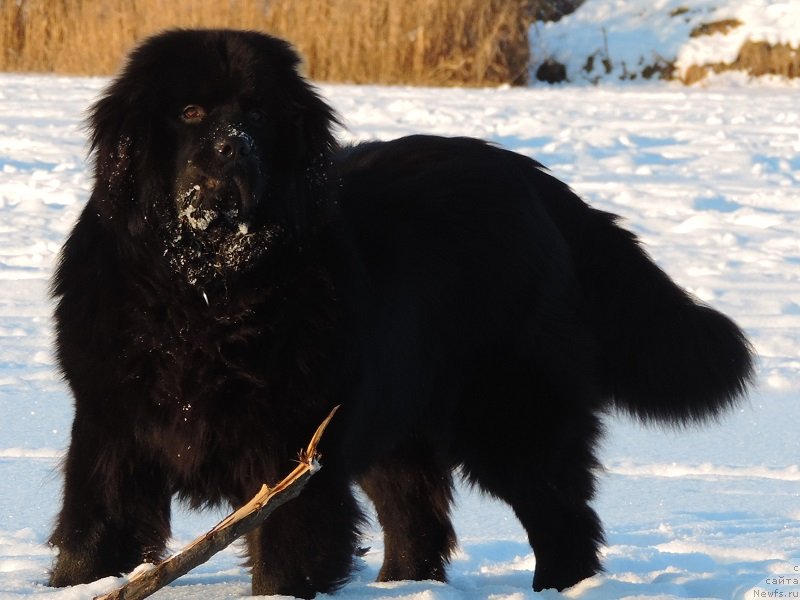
{"left": 176, "top": 126, "right": 264, "bottom": 233}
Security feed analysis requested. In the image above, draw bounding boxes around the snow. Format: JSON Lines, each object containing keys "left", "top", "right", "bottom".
{"left": 1, "top": 70, "right": 799, "bottom": 599}
{"left": 529, "top": 0, "right": 800, "bottom": 83}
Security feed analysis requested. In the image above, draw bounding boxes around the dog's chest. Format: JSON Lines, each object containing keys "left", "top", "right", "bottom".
{"left": 125, "top": 274, "right": 340, "bottom": 499}
{"left": 131, "top": 290, "right": 258, "bottom": 392}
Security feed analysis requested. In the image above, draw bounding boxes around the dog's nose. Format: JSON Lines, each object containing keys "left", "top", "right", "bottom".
{"left": 214, "top": 131, "right": 253, "bottom": 160}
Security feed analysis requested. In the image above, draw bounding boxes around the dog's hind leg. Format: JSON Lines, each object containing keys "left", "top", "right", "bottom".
{"left": 457, "top": 367, "right": 605, "bottom": 592}
{"left": 359, "top": 447, "right": 457, "bottom": 582}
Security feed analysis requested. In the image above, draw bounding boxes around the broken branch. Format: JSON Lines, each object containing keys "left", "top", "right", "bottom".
{"left": 94, "top": 406, "right": 339, "bottom": 600}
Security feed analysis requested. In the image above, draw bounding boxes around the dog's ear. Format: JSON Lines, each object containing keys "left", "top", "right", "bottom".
{"left": 251, "top": 34, "right": 339, "bottom": 158}
{"left": 87, "top": 76, "right": 155, "bottom": 238}
{"left": 288, "top": 70, "right": 339, "bottom": 162}
{"left": 253, "top": 34, "right": 341, "bottom": 239}
{"left": 284, "top": 78, "right": 341, "bottom": 239}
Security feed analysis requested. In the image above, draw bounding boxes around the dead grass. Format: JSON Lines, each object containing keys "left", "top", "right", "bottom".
{"left": 681, "top": 40, "right": 800, "bottom": 84}
{"left": 0, "top": 0, "right": 530, "bottom": 86}
{"left": 689, "top": 18, "right": 743, "bottom": 38}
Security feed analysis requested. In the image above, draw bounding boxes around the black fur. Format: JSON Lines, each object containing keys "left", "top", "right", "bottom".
{"left": 48, "top": 29, "right": 754, "bottom": 597}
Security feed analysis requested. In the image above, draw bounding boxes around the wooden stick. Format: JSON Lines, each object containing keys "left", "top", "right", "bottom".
{"left": 94, "top": 406, "right": 339, "bottom": 600}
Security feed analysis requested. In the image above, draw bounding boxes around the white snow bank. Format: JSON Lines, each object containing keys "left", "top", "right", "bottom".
{"left": 530, "top": 0, "right": 800, "bottom": 84}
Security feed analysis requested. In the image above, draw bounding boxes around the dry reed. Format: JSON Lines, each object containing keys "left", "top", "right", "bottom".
{"left": 0, "top": 0, "right": 530, "bottom": 86}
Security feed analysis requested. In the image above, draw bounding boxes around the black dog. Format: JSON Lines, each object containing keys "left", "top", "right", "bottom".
{"left": 48, "top": 29, "right": 753, "bottom": 598}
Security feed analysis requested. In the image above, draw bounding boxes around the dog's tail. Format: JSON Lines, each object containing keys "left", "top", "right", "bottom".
{"left": 531, "top": 165, "right": 754, "bottom": 425}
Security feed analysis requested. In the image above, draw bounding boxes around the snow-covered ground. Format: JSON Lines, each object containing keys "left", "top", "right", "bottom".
{"left": 1, "top": 73, "right": 799, "bottom": 599}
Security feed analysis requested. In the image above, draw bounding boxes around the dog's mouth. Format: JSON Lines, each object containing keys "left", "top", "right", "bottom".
{"left": 166, "top": 166, "right": 281, "bottom": 286}
{"left": 176, "top": 172, "right": 259, "bottom": 234}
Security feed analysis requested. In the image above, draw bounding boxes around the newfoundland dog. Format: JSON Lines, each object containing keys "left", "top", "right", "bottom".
{"left": 48, "top": 29, "right": 753, "bottom": 598}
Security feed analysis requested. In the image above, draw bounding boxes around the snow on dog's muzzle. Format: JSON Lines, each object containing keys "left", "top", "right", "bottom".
{"left": 175, "top": 125, "right": 264, "bottom": 234}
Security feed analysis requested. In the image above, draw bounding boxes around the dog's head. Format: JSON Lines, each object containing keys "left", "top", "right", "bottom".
{"left": 88, "top": 29, "right": 338, "bottom": 283}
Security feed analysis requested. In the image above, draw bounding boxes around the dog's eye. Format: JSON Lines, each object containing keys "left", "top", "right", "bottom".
{"left": 247, "top": 108, "right": 266, "bottom": 126}
{"left": 181, "top": 105, "right": 207, "bottom": 123}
